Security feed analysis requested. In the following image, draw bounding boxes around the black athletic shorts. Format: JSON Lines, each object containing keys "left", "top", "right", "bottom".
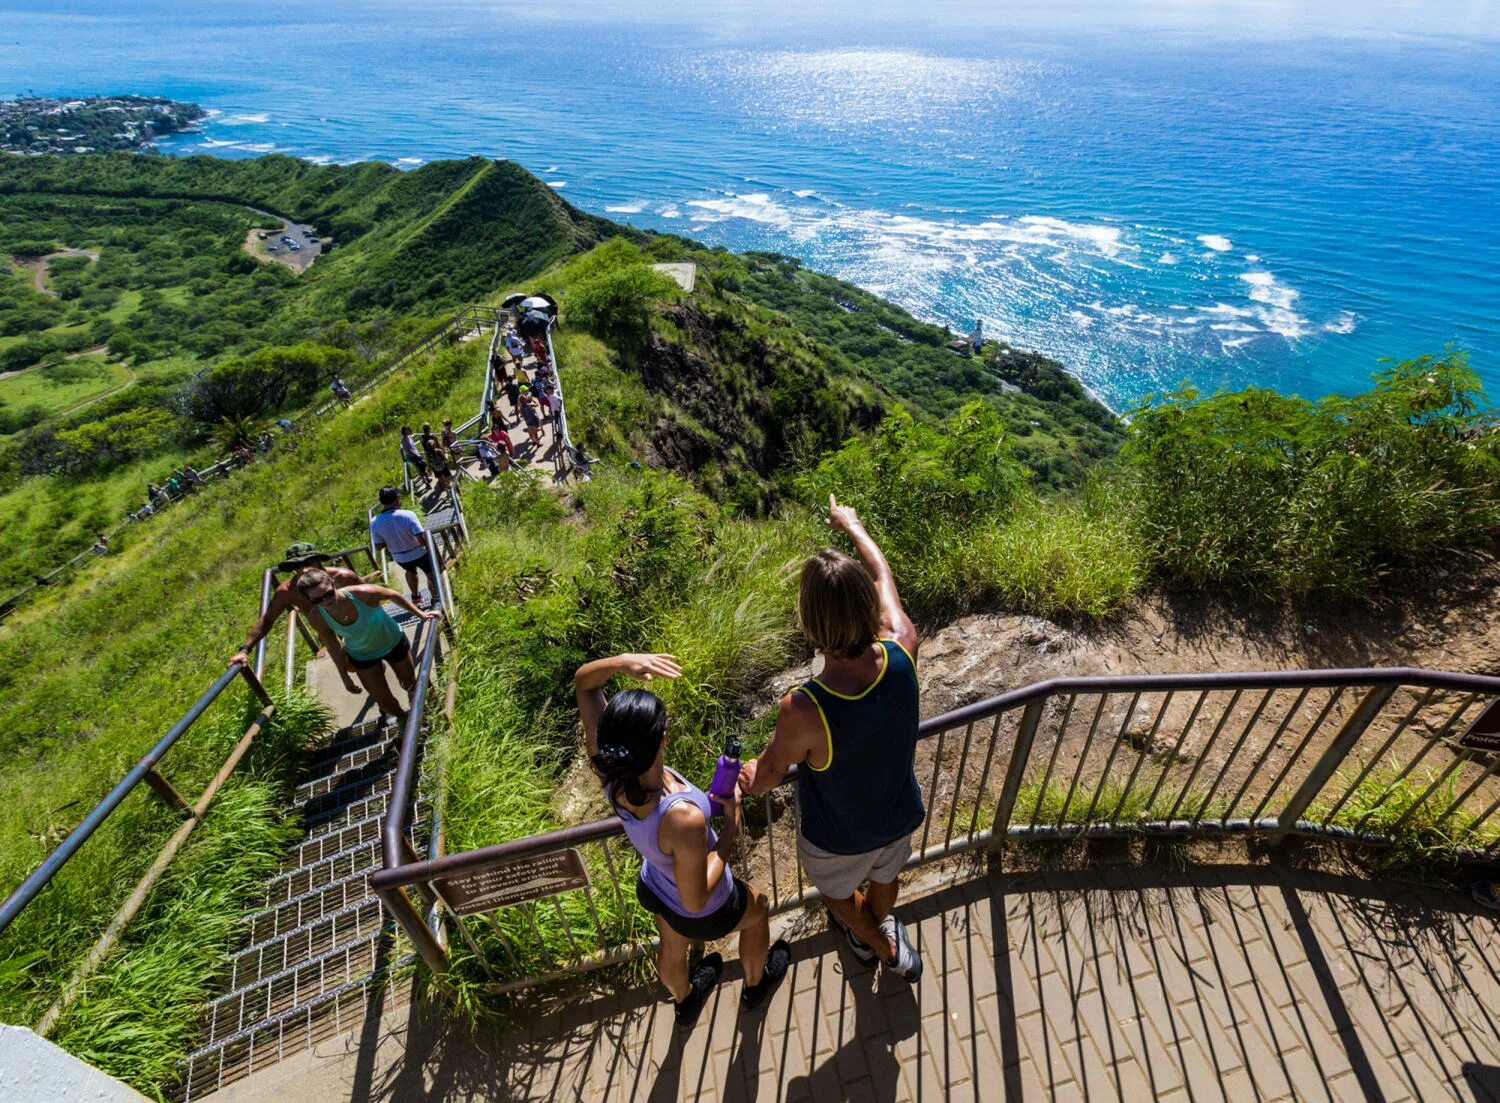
{"left": 348, "top": 633, "right": 411, "bottom": 671}
{"left": 637, "top": 874, "right": 750, "bottom": 941}
{"left": 394, "top": 551, "right": 436, "bottom": 579}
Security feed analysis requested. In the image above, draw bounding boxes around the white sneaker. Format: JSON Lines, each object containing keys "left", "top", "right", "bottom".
{"left": 879, "top": 915, "right": 923, "bottom": 984}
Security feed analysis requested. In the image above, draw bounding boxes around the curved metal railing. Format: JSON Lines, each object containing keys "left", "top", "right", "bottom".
{"left": 371, "top": 664, "right": 1500, "bottom": 990}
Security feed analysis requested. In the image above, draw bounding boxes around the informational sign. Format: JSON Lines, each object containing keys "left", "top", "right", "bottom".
{"left": 433, "top": 849, "right": 589, "bottom": 916}
{"left": 1458, "top": 699, "right": 1500, "bottom": 754}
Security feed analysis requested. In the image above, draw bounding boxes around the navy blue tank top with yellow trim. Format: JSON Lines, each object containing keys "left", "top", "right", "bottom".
{"left": 794, "top": 639, "right": 925, "bottom": 856}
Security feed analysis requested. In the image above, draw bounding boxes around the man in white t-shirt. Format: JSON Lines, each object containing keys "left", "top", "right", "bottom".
{"left": 368, "top": 486, "right": 441, "bottom": 608}
{"left": 504, "top": 331, "right": 526, "bottom": 368}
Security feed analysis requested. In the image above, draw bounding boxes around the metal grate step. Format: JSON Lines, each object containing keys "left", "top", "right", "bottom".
{"left": 293, "top": 748, "right": 396, "bottom": 805}
{"left": 202, "top": 929, "right": 387, "bottom": 1042}
{"left": 297, "top": 767, "right": 397, "bottom": 825}
{"left": 300, "top": 783, "right": 395, "bottom": 835}
{"left": 262, "top": 838, "right": 384, "bottom": 910}
{"left": 304, "top": 733, "right": 399, "bottom": 784}
{"left": 174, "top": 952, "right": 414, "bottom": 1103}
{"left": 226, "top": 899, "right": 386, "bottom": 991}
{"left": 286, "top": 798, "right": 426, "bottom": 867}
{"left": 242, "top": 869, "right": 374, "bottom": 947}
{"left": 304, "top": 718, "right": 393, "bottom": 768}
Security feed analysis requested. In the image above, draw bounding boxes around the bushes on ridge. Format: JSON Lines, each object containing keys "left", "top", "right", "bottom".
{"left": 1124, "top": 351, "right": 1500, "bottom": 596}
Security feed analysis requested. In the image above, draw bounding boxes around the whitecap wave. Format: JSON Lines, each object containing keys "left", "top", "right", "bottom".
{"left": 1198, "top": 234, "right": 1233, "bottom": 252}
{"left": 1244, "top": 253, "right": 1261, "bottom": 262}
{"left": 397, "top": 157, "right": 424, "bottom": 166}
{"left": 1239, "top": 271, "right": 1310, "bottom": 339}
{"left": 221, "top": 112, "right": 270, "bottom": 125}
{"left": 1323, "top": 311, "right": 1358, "bottom": 334}
{"left": 605, "top": 202, "right": 645, "bottom": 213}
{"left": 546, "top": 180, "right": 567, "bottom": 188}
{"left": 1221, "top": 336, "right": 1254, "bottom": 350}
{"left": 1159, "top": 252, "right": 1180, "bottom": 265}
{"left": 793, "top": 189, "right": 818, "bottom": 198}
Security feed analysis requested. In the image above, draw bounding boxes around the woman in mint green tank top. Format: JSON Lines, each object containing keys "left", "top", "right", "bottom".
{"left": 295, "top": 568, "right": 439, "bottom": 722}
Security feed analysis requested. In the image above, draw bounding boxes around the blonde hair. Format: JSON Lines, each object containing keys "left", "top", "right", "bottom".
{"left": 798, "top": 549, "right": 879, "bottom": 660}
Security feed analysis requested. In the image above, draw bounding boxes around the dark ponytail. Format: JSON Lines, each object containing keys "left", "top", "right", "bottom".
{"left": 591, "top": 689, "right": 669, "bottom": 806}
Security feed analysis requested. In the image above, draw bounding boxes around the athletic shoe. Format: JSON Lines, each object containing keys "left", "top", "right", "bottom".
{"left": 674, "top": 952, "right": 723, "bottom": 1029}
{"left": 741, "top": 939, "right": 791, "bottom": 1010}
{"left": 879, "top": 915, "right": 923, "bottom": 984}
{"left": 827, "top": 908, "right": 878, "bottom": 966}
{"left": 1473, "top": 881, "right": 1500, "bottom": 911}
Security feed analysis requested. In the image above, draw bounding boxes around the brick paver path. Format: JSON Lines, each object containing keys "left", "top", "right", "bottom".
{"left": 217, "top": 859, "right": 1500, "bottom": 1103}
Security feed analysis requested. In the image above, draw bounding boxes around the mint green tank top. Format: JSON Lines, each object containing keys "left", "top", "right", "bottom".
{"left": 318, "top": 590, "right": 403, "bottom": 661}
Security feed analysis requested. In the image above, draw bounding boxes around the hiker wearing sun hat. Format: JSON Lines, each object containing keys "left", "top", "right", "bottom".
{"left": 226, "top": 542, "right": 364, "bottom": 670}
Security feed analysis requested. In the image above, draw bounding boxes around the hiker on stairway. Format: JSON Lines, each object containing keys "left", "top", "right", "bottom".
{"left": 504, "top": 330, "right": 526, "bottom": 369}
{"left": 575, "top": 653, "right": 790, "bottom": 1029}
{"left": 227, "top": 543, "right": 364, "bottom": 669}
{"left": 739, "top": 494, "right": 925, "bottom": 984}
{"left": 369, "top": 486, "right": 441, "bottom": 609}
{"left": 400, "top": 425, "right": 428, "bottom": 485}
{"left": 419, "top": 422, "right": 454, "bottom": 495}
{"left": 296, "top": 568, "right": 438, "bottom": 724}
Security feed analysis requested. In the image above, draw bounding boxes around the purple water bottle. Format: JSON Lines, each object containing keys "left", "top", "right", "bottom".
{"left": 708, "top": 736, "right": 742, "bottom": 815}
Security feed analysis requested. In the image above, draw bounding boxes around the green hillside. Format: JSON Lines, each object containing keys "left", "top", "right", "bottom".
{"left": 0, "top": 150, "right": 1496, "bottom": 1093}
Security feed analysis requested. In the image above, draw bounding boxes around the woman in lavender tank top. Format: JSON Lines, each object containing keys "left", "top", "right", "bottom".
{"left": 576, "top": 652, "right": 790, "bottom": 1029}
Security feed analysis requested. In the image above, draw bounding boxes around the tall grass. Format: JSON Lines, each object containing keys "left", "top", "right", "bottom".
{"left": 980, "top": 485, "right": 1146, "bottom": 619}
{"left": 1313, "top": 761, "right": 1500, "bottom": 867}
{"left": 0, "top": 343, "right": 484, "bottom": 1032}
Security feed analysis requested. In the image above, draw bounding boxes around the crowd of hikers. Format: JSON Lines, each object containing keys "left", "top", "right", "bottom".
{"left": 222, "top": 312, "right": 934, "bottom": 1028}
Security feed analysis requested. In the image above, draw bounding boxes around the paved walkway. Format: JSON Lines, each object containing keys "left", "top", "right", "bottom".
{"left": 214, "top": 858, "right": 1500, "bottom": 1103}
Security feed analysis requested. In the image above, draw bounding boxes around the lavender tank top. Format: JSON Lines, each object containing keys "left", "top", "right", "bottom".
{"left": 611, "top": 767, "right": 735, "bottom": 918}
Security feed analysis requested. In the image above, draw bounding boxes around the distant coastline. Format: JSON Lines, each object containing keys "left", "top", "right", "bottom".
{"left": 0, "top": 95, "right": 204, "bottom": 156}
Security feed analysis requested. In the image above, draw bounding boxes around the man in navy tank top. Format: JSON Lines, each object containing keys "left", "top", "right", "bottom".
{"left": 739, "top": 494, "right": 925, "bottom": 982}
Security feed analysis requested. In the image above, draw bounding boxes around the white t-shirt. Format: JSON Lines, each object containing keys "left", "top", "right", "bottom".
{"left": 369, "top": 508, "right": 428, "bottom": 564}
{"left": 504, "top": 334, "right": 524, "bottom": 356}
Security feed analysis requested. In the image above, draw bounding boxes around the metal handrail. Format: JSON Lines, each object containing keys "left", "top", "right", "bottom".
{"left": 371, "top": 665, "right": 1500, "bottom": 894}
{"left": 370, "top": 663, "right": 1500, "bottom": 991}
{"left": 0, "top": 663, "right": 273, "bottom": 938}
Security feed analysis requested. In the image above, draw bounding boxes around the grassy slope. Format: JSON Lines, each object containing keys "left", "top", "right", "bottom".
{"left": 0, "top": 342, "right": 484, "bottom": 1028}
{"left": 0, "top": 356, "right": 132, "bottom": 419}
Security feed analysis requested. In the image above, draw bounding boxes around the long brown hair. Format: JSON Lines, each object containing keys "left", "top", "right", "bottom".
{"left": 798, "top": 549, "right": 879, "bottom": 660}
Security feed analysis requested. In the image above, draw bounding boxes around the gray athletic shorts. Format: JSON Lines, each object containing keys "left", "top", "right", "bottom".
{"left": 797, "top": 833, "right": 913, "bottom": 901}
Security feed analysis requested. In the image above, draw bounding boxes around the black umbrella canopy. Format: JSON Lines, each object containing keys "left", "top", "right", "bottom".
{"left": 500, "top": 293, "right": 527, "bottom": 309}
{"left": 517, "top": 310, "right": 551, "bottom": 337}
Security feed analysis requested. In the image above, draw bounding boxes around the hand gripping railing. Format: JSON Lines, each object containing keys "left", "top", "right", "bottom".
{"left": 371, "top": 664, "right": 1500, "bottom": 991}
{"left": 0, "top": 661, "right": 276, "bottom": 1034}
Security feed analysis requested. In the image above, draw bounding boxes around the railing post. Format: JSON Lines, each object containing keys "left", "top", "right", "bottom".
{"left": 1272, "top": 684, "right": 1396, "bottom": 840}
{"left": 143, "top": 768, "right": 194, "bottom": 820}
{"left": 993, "top": 699, "right": 1045, "bottom": 839}
{"left": 238, "top": 663, "right": 273, "bottom": 708}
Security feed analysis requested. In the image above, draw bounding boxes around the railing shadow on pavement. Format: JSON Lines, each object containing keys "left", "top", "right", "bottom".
{"left": 334, "top": 855, "right": 1500, "bottom": 1103}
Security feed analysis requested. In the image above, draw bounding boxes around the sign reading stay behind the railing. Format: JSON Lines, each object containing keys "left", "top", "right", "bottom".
{"left": 1458, "top": 699, "right": 1500, "bottom": 754}
{"left": 433, "top": 849, "right": 589, "bottom": 916}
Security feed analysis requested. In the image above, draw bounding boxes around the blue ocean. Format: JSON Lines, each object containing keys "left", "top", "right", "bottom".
{"left": 3, "top": 0, "right": 1498, "bottom": 410}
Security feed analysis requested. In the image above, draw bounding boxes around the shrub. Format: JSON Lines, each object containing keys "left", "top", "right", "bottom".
{"left": 796, "top": 402, "right": 1029, "bottom": 612}
{"left": 1124, "top": 351, "right": 1500, "bottom": 596}
{"left": 176, "top": 342, "right": 362, "bottom": 424}
{"left": 560, "top": 238, "right": 678, "bottom": 350}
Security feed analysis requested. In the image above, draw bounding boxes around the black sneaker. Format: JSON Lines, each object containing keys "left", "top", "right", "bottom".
{"left": 674, "top": 952, "right": 723, "bottom": 1029}
{"left": 741, "top": 939, "right": 791, "bottom": 1010}
{"left": 827, "top": 908, "right": 879, "bottom": 966}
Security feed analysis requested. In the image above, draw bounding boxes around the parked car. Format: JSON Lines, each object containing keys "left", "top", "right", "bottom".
{"left": 267, "top": 245, "right": 279, "bottom": 252}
